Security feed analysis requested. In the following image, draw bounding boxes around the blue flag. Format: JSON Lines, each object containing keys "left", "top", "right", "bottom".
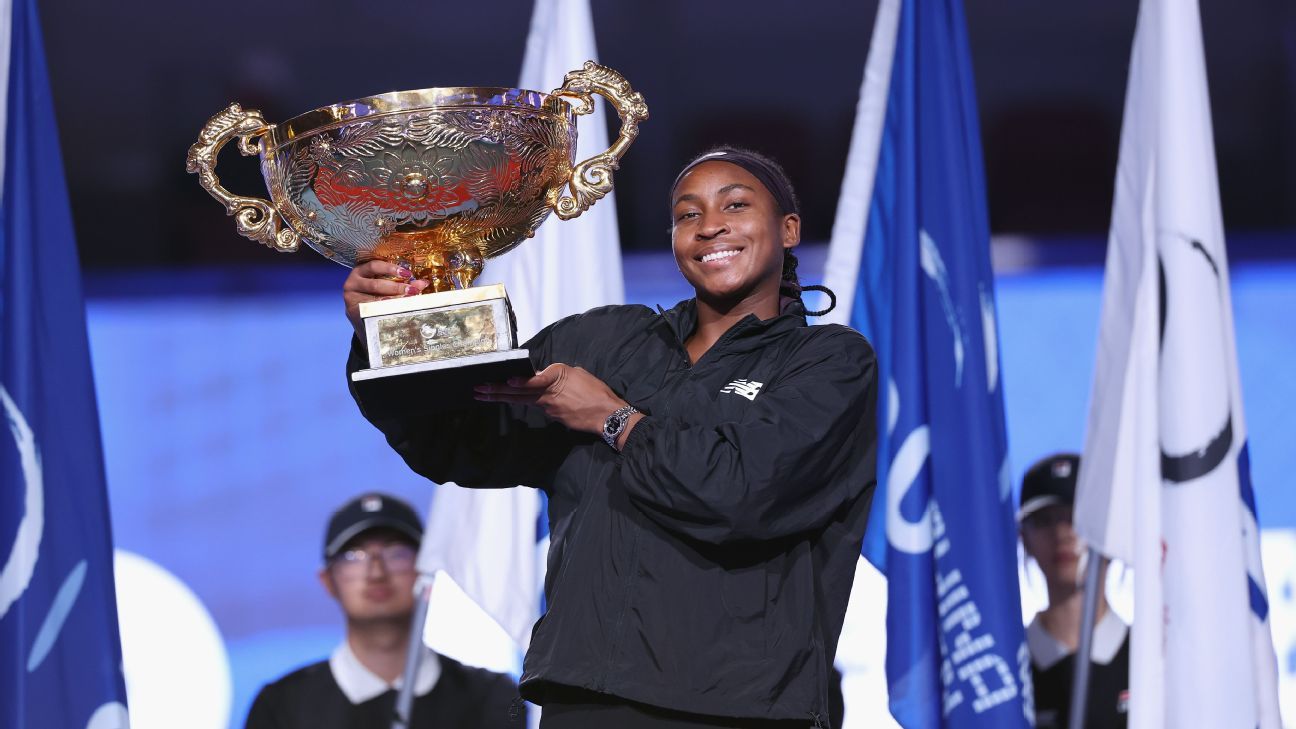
{"left": 0, "top": 0, "right": 130, "bottom": 726}
{"left": 824, "top": 0, "right": 1030, "bottom": 726}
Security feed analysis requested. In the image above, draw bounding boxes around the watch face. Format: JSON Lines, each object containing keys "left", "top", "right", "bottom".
{"left": 603, "top": 407, "right": 636, "bottom": 446}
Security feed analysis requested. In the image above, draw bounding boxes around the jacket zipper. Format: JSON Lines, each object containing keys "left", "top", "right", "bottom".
{"left": 674, "top": 317, "right": 750, "bottom": 372}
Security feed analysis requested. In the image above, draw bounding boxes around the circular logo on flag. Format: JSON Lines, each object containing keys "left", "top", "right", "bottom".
{"left": 0, "top": 385, "right": 44, "bottom": 620}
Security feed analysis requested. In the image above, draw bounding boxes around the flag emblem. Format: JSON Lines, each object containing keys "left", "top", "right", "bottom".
{"left": 821, "top": 0, "right": 1030, "bottom": 725}
{"left": 1, "top": 0, "right": 131, "bottom": 722}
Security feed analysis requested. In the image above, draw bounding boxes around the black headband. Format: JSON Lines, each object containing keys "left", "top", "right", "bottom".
{"left": 671, "top": 149, "right": 798, "bottom": 216}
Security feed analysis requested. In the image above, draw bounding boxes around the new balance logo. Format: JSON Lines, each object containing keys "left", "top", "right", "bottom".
{"left": 720, "top": 379, "right": 764, "bottom": 401}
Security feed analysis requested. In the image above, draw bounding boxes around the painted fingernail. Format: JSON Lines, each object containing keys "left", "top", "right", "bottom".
{"left": 396, "top": 266, "right": 413, "bottom": 279}
{"left": 405, "top": 285, "right": 420, "bottom": 296}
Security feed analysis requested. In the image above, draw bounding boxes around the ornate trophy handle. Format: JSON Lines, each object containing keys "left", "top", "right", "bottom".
{"left": 549, "top": 61, "right": 649, "bottom": 221}
{"left": 185, "top": 103, "right": 300, "bottom": 252}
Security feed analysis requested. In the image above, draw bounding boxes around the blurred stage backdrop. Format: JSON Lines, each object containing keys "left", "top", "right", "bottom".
{"left": 86, "top": 244, "right": 1296, "bottom": 729}
{"left": 29, "top": 0, "right": 1296, "bottom": 726}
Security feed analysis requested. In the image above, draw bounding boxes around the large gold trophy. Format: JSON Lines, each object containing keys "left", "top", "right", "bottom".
{"left": 186, "top": 62, "right": 646, "bottom": 405}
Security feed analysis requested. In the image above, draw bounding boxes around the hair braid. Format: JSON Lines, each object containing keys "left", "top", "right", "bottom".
{"left": 780, "top": 248, "right": 836, "bottom": 317}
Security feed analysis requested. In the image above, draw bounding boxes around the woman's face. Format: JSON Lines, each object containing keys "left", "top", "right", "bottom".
{"left": 1020, "top": 504, "right": 1082, "bottom": 590}
{"left": 670, "top": 161, "right": 799, "bottom": 305}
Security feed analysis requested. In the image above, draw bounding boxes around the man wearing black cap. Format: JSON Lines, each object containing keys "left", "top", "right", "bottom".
{"left": 1018, "top": 454, "right": 1130, "bottom": 729}
{"left": 245, "top": 492, "right": 522, "bottom": 729}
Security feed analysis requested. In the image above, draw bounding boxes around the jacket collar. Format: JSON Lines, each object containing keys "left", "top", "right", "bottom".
{"left": 657, "top": 297, "right": 807, "bottom": 353}
{"left": 329, "top": 640, "right": 441, "bottom": 704}
{"left": 1026, "top": 610, "right": 1129, "bottom": 671}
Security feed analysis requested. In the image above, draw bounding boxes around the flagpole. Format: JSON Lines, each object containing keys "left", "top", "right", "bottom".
{"left": 392, "top": 573, "right": 435, "bottom": 729}
{"left": 1068, "top": 547, "right": 1104, "bottom": 729}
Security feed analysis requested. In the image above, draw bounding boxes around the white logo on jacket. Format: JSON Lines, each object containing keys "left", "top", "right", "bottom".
{"left": 720, "top": 379, "right": 764, "bottom": 401}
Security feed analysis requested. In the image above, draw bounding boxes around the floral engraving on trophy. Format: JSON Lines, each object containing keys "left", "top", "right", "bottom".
{"left": 188, "top": 62, "right": 645, "bottom": 306}
{"left": 371, "top": 149, "right": 462, "bottom": 208}
{"left": 272, "top": 104, "right": 573, "bottom": 290}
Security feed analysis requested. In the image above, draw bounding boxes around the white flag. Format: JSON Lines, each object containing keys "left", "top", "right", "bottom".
{"left": 419, "top": 487, "right": 544, "bottom": 650}
{"left": 819, "top": 0, "right": 899, "bottom": 328}
{"left": 478, "top": 0, "right": 624, "bottom": 338}
{"left": 418, "top": 0, "right": 624, "bottom": 652}
{"left": 1072, "top": 0, "right": 1282, "bottom": 726}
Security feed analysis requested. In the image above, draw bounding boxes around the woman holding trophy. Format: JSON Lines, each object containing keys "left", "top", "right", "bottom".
{"left": 343, "top": 146, "right": 878, "bottom": 729}
{"left": 187, "top": 61, "right": 874, "bottom": 728}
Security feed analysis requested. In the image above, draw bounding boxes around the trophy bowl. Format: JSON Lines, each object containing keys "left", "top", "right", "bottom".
{"left": 186, "top": 61, "right": 647, "bottom": 293}
{"left": 186, "top": 62, "right": 646, "bottom": 406}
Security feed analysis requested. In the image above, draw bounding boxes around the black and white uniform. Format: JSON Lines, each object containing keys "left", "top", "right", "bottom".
{"left": 244, "top": 643, "right": 521, "bottom": 729}
{"left": 1028, "top": 610, "right": 1131, "bottom": 729}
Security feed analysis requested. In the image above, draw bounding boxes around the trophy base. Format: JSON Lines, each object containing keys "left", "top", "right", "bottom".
{"left": 349, "top": 283, "right": 535, "bottom": 413}
{"left": 351, "top": 348, "right": 534, "bottom": 415}
{"left": 359, "top": 284, "right": 518, "bottom": 368}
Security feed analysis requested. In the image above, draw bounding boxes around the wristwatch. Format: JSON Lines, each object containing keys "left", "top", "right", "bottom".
{"left": 602, "top": 405, "right": 639, "bottom": 449}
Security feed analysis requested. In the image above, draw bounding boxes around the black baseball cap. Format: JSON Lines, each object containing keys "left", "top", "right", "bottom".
{"left": 323, "top": 492, "right": 423, "bottom": 560}
{"left": 1017, "top": 453, "right": 1080, "bottom": 523}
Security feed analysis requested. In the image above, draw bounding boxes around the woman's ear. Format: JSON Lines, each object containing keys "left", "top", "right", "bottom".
{"left": 782, "top": 213, "right": 801, "bottom": 250}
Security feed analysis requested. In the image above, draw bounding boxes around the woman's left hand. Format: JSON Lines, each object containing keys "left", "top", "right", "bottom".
{"left": 474, "top": 363, "right": 627, "bottom": 435}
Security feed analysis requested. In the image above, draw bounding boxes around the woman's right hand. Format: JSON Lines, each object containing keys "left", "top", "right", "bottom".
{"left": 343, "top": 260, "right": 429, "bottom": 339}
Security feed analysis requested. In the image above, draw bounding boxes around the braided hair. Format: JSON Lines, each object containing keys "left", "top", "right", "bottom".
{"left": 671, "top": 145, "right": 836, "bottom": 316}
{"left": 778, "top": 243, "right": 837, "bottom": 317}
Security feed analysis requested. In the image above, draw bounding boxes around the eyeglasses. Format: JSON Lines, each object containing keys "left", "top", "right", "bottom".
{"left": 330, "top": 543, "right": 417, "bottom": 577}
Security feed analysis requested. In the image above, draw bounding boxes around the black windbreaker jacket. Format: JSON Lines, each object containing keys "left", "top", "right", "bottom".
{"left": 348, "top": 298, "right": 878, "bottom": 725}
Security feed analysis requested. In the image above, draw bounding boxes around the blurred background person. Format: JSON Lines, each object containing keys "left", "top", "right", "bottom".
{"left": 244, "top": 492, "right": 522, "bottom": 729}
{"left": 1018, "top": 453, "right": 1130, "bottom": 729}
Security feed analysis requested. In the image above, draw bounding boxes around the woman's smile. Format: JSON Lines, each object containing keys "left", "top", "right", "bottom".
{"left": 697, "top": 246, "right": 744, "bottom": 264}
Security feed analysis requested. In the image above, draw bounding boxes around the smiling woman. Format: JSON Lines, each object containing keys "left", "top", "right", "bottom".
{"left": 344, "top": 145, "right": 879, "bottom": 728}
{"left": 669, "top": 147, "right": 836, "bottom": 364}
{"left": 672, "top": 151, "right": 798, "bottom": 325}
